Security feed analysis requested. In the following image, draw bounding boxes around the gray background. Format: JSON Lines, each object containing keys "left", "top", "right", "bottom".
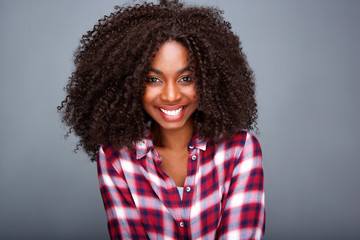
{"left": 1, "top": 0, "right": 359, "bottom": 239}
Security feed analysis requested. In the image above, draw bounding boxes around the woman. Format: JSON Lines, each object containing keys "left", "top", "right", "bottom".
{"left": 58, "top": 0, "right": 265, "bottom": 239}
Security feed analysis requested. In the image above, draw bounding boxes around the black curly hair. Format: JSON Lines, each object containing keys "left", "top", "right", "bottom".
{"left": 58, "top": 0, "right": 257, "bottom": 161}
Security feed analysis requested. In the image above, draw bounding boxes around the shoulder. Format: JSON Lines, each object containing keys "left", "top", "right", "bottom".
{"left": 212, "top": 130, "right": 262, "bottom": 165}
{"left": 97, "top": 127, "right": 153, "bottom": 166}
{"left": 216, "top": 130, "right": 261, "bottom": 153}
{"left": 237, "top": 131, "right": 262, "bottom": 158}
{"left": 97, "top": 143, "right": 134, "bottom": 167}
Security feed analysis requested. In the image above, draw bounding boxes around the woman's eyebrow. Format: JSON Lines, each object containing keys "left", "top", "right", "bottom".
{"left": 149, "top": 68, "right": 162, "bottom": 74}
{"left": 177, "top": 66, "right": 191, "bottom": 74}
{"left": 149, "top": 66, "right": 191, "bottom": 75}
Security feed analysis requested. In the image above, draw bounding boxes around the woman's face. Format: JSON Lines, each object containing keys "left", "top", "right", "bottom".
{"left": 142, "top": 40, "right": 199, "bottom": 132}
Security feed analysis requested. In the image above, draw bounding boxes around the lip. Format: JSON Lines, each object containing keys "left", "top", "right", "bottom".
{"left": 156, "top": 105, "right": 187, "bottom": 121}
{"left": 157, "top": 105, "right": 184, "bottom": 110}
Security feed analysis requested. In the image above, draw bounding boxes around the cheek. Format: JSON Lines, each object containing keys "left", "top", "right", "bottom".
{"left": 188, "top": 86, "right": 199, "bottom": 101}
{"left": 142, "top": 87, "right": 156, "bottom": 108}
{"left": 142, "top": 87, "right": 151, "bottom": 101}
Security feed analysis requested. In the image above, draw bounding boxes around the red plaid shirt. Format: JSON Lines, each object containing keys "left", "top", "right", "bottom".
{"left": 97, "top": 128, "right": 265, "bottom": 239}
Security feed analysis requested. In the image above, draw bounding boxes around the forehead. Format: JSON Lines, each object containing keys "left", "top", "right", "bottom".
{"left": 150, "top": 41, "right": 189, "bottom": 71}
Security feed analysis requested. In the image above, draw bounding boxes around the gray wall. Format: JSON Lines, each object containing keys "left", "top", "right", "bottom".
{"left": 1, "top": 0, "right": 359, "bottom": 239}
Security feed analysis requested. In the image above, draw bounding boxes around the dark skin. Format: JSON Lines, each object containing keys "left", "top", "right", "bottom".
{"left": 152, "top": 119, "right": 193, "bottom": 187}
{"left": 142, "top": 41, "right": 199, "bottom": 187}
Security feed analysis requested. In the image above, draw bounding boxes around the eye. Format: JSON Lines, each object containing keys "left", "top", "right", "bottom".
{"left": 148, "top": 77, "right": 160, "bottom": 83}
{"left": 180, "top": 76, "right": 192, "bottom": 82}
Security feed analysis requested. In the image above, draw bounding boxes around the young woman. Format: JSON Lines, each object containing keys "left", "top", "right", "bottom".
{"left": 59, "top": 0, "right": 265, "bottom": 239}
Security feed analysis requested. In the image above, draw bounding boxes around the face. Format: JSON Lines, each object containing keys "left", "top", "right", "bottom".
{"left": 142, "top": 40, "right": 198, "bottom": 132}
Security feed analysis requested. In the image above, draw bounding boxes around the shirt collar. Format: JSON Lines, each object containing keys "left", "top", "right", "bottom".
{"left": 188, "top": 134, "right": 207, "bottom": 151}
{"left": 135, "top": 123, "right": 208, "bottom": 160}
{"left": 134, "top": 124, "right": 153, "bottom": 160}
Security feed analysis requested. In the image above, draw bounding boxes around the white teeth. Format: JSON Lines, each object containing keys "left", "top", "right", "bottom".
{"left": 159, "top": 107, "right": 184, "bottom": 116}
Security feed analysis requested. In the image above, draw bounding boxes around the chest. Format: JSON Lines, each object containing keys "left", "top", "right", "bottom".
{"left": 115, "top": 143, "right": 241, "bottom": 237}
{"left": 156, "top": 148, "right": 189, "bottom": 187}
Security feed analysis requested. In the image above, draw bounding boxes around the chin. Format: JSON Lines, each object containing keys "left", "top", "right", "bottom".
{"left": 155, "top": 119, "right": 191, "bottom": 131}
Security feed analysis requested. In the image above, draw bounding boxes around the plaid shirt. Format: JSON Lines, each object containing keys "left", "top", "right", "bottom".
{"left": 97, "top": 128, "right": 265, "bottom": 239}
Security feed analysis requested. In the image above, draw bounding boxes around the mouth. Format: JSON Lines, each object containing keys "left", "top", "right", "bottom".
{"left": 158, "top": 106, "right": 185, "bottom": 116}
{"left": 156, "top": 106, "right": 187, "bottom": 121}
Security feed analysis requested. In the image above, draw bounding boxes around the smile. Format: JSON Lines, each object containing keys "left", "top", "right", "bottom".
{"left": 158, "top": 106, "right": 184, "bottom": 116}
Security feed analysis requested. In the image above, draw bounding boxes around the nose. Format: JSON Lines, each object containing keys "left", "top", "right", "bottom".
{"left": 160, "top": 81, "right": 182, "bottom": 103}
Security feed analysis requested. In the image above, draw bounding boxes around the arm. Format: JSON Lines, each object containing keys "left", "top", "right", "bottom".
{"left": 97, "top": 146, "right": 148, "bottom": 239}
{"left": 216, "top": 133, "right": 265, "bottom": 239}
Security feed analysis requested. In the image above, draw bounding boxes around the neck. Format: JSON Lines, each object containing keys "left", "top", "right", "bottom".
{"left": 152, "top": 120, "right": 194, "bottom": 151}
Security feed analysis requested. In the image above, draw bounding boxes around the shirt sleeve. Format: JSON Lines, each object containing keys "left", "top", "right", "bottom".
{"left": 97, "top": 146, "right": 148, "bottom": 240}
{"left": 216, "top": 133, "right": 265, "bottom": 239}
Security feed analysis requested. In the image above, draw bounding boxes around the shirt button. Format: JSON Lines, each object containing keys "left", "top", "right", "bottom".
{"left": 191, "top": 155, "right": 197, "bottom": 161}
{"left": 179, "top": 221, "right": 185, "bottom": 228}
{"left": 185, "top": 186, "right": 191, "bottom": 192}
{"left": 189, "top": 145, "right": 194, "bottom": 149}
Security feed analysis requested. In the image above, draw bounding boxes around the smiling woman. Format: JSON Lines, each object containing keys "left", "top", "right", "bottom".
{"left": 142, "top": 41, "right": 199, "bottom": 187}
{"left": 58, "top": 0, "right": 264, "bottom": 239}
{"left": 143, "top": 41, "right": 199, "bottom": 132}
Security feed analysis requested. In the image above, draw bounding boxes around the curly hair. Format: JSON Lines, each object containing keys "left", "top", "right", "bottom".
{"left": 58, "top": 0, "right": 257, "bottom": 161}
